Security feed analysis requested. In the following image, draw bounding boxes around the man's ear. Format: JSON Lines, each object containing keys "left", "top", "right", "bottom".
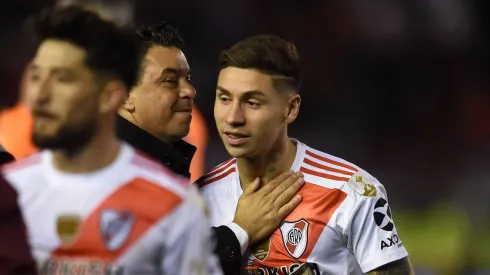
{"left": 122, "top": 94, "right": 135, "bottom": 113}
{"left": 99, "top": 80, "right": 128, "bottom": 114}
{"left": 284, "top": 93, "right": 301, "bottom": 124}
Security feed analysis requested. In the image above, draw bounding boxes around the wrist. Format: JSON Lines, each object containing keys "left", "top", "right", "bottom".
{"left": 232, "top": 218, "right": 254, "bottom": 243}
{"left": 227, "top": 222, "right": 250, "bottom": 255}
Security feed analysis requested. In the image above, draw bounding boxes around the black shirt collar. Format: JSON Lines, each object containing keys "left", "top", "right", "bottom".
{"left": 116, "top": 115, "right": 196, "bottom": 178}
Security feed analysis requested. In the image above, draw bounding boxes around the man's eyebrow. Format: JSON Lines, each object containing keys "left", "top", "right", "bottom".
{"left": 158, "top": 68, "right": 191, "bottom": 77}
{"left": 52, "top": 68, "right": 75, "bottom": 75}
{"left": 216, "top": 86, "right": 230, "bottom": 94}
{"left": 242, "top": 90, "right": 266, "bottom": 98}
{"left": 29, "top": 64, "right": 74, "bottom": 75}
{"left": 158, "top": 68, "right": 179, "bottom": 76}
{"left": 216, "top": 86, "right": 267, "bottom": 98}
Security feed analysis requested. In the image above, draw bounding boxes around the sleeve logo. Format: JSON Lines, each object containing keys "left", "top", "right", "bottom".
{"left": 347, "top": 172, "right": 377, "bottom": 197}
{"left": 373, "top": 198, "right": 394, "bottom": 231}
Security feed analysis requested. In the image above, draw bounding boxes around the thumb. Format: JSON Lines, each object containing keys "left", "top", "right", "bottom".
{"left": 242, "top": 177, "right": 260, "bottom": 195}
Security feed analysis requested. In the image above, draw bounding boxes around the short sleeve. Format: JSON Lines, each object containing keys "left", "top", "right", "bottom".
{"left": 346, "top": 180, "right": 409, "bottom": 273}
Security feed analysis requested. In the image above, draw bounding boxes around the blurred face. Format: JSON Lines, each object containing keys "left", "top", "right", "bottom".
{"left": 214, "top": 67, "right": 300, "bottom": 159}
{"left": 125, "top": 46, "right": 195, "bottom": 143}
{"left": 27, "top": 39, "right": 100, "bottom": 150}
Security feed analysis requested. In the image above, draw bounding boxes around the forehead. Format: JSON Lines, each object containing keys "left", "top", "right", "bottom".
{"left": 33, "top": 39, "right": 87, "bottom": 68}
{"left": 144, "top": 46, "right": 190, "bottom": 74}
{"left": 217, "top": 67, "right": 275, "bottom": 94}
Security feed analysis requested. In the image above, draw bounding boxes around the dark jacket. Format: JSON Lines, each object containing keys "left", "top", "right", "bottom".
{"left": 116, "top": 115, "right": 242, "bottom": 275}
{"left": 0, "top": 150, "right": 37, "bottom": 274}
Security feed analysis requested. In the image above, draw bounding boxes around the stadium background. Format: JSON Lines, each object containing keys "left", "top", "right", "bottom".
{"left": 0, "top": 0, "right": 489, "bottom": 274}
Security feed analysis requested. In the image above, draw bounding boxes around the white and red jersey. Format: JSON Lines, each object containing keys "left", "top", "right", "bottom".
{"left": 3, "top": 143, "right": 222, "bottom": 275}
{"left": 198, "top": 140, "right": 408, "bottom": 275}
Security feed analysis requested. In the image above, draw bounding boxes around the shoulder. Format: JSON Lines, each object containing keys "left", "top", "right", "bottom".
{"left": 2, "top": 151, "right": 42, "bottom": 175}
{"left": 2, "top": 152, "right": 44, "bottom": 190}
{"left": 128, "top": 148, "right": 191, "bottom": 198}
{"left": 195, "top": 158, "right": 237, "bottom": 189}
{"left": 300, "top": 144, "right": 387, "bottom": 201}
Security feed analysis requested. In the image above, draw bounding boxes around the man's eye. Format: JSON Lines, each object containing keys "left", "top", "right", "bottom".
{"left": 163, "top": 79, "right": 178, "bottom": 83}
{"left": 246, "top": 101, "right": 260, "bottom": 107}
{"left": 30, "top": 74, "right": 40, "bottom": 82}
{"left": 57, "top": 76, "right": 73, "bottom": 82}
{"left": 219, "top": 97, "right": 231, "bottom": 103}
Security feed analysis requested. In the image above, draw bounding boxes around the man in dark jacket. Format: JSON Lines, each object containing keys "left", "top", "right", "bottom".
{"left": 117, "top": 22, "right": 303, "bottom": 275}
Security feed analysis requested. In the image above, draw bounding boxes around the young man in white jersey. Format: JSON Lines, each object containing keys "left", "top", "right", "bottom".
{"left": 2, "top": 6, "right": 221, "bottom": 275}
{"left": 198, "top": 35, "right": 414, "bottom": 274}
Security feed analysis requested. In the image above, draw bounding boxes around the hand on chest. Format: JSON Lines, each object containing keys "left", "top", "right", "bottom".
{"left": 248, "top": 183, "right": 347, "bottom": 273}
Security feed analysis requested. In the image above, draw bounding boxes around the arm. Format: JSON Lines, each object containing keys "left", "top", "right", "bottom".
{"left": 211, "top": 226, "right": 243, "bottom": 275}
{"left": 368, "top": 257, "right": 414, "bottom": 275}
{"left": 345, "top": 171, "right": 410, "bottom": 273}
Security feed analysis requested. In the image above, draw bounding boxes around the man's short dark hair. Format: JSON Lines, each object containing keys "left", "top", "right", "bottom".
{"left": 26, "top": 6, "right": 143, "bottom": 90}
{"left": 219, "top": 35, "right": 302, "bottom": 92}
{"left": 136, "top": 21, "right": 186, "bottom": 51}
{"left": 134, "top": 21, "right": 186, "bottom": 85}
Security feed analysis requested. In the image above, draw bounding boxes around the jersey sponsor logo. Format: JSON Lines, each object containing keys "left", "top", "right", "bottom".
{"left": 380, "top": 234, "right": 403, "bottom": 250}
{"left": 251, "top": 262, "right": 319, "bottom": 275}
{"left": 280, "top": 219, "right": 309, "bottom": 259}
{"left": 373, "top": 198, "right": 394, "bottom": 231}
{"left": 38, "top": 258, "right": 123, "bottom": 275}
{"left": 99, "top": 209, "right": 135, "bottom": 251}
{"left": 255, "top": 263, "right": 301, "bottom": 275}
{"left": 347, "top": 172, "right": 377, "bottom": 197}
{"left": 56, "top": 215, "right": 82, "bottom": 246}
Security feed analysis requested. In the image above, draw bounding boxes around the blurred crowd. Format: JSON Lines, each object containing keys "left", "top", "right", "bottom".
{"left": 0, "top": 0, "right": 489, "bottom": 274}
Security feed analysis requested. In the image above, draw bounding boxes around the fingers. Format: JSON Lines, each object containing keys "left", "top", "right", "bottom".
{"left": 258, "top": 170, "right": 294, "bottom": 195}
{"left": 242, "top": 177, "right": 261, "bottom": 196}
{"left": 272, "top": 174, "right": 304, "bottom": 207}
{"left": 277, "top": 194, "right": 302, "bottom": 219}
{"left": 268, "top": 171, "right": 304, "bottom": 199}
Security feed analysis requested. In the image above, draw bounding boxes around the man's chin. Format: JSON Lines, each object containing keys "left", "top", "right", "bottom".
{"left": 171, "top": 128, "right": 190, "bottom": 141}
{"left": 224, "top": 145, "right": 252, "bottom": 159}
{"left": 32, "top": 127, "right": 93, "bottom": 151}
{"left": 32, "top": 134, "right": 64, "bottom": 150}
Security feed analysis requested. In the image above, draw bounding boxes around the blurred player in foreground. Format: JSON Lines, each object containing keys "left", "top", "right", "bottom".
{"left": 3, "top": 6, "right": 221, "bottom": 275}
{"left": 198, "top": 35, "right": 414, "bottom": 274}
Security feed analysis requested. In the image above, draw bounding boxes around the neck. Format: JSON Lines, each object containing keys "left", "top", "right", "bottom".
{"left": 51, "top": 129, "right": 121, "bottom": 174}
{"left": 118, "top": 109, "right": 177, "bottom": 145}
{"left": 237, "top": 136, "right": 297, "bottom": 190}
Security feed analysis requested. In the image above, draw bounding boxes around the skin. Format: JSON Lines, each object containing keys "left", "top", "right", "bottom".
{"left": 26, "top": 39, "right": 126, "bottom": 173}
{"left": 214, "top": 67, "right": 301, "bottom": 188}
{"left": 119, "top": 46, "right": 195, "bottom": 144}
